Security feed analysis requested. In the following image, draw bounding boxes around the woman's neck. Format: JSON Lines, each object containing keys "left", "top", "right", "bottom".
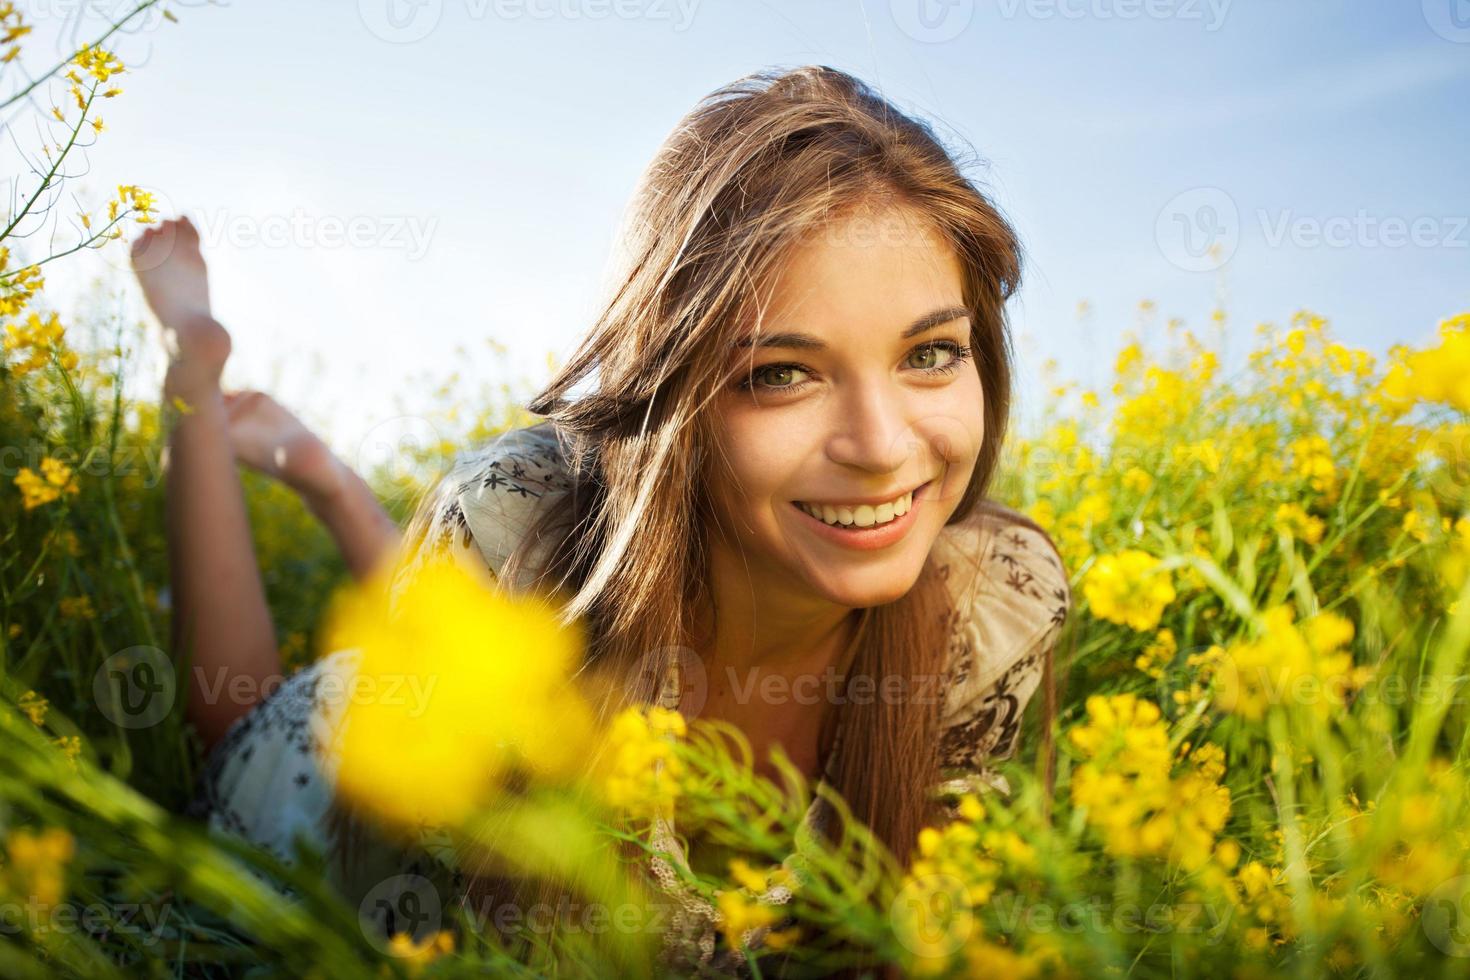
{"left": 689, "top": 536, "right": 862, "bottom": 680}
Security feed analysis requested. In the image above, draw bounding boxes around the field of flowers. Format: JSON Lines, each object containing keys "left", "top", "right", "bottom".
{"left": 4, "top": 4, "right": 1470, "bottom": 978}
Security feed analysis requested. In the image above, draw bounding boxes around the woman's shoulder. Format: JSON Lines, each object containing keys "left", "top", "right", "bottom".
{"left": 933, "top": 499, "right": 1071, "bottom": 644}
{"left": 417, "top": 422, "right": 576, "bottom": 587}
{"left": 930, "top": 499, "right": 1073, "bottom": 740}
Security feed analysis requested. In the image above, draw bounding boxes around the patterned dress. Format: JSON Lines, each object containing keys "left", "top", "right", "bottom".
{"left": 186, "top": 422, "right": 1073, "bottom": 973}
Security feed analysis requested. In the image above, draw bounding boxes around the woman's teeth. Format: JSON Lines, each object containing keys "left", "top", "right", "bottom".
{"left": 796, "top": 488, "right": 914, "bottom": 529}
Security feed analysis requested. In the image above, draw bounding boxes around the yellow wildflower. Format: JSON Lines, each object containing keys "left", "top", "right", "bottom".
{"left": 72, "top": 43, "right": 125, "bottom": 83}
{"left": 52, "top": 735, "right": 82, "bottom": 770}
{"left": 1401, "top": 509, "right": 1432, "bottom": 544}
{"left": 385, "top": 929, "right": 454, "bottom": 972}
{"left": 729, "top": 857, "right": 778, "bottom": 893}
{"left": 1380, "top": 313, "right": 1470, "bottom": 414}
{"left": 1025, "top": 498, "right": 1056, "bottom": 533}
{"left": 1134, "top": 628, "right": 1177, "bottom": 680}
{"left": 1215, "top": 605, "right": 1364, "bottom": 723}
{"left": 763, "top": 925, "right": 801, "bottom": 950}
{"left": 1075, "top": 492, "right": 1110, "bottom": 525}
{"left": 1289, "top": 434, "right": 1336, "bottom": 495}
{"left": 1274, "top": 503, "right": 1325, "bottom": 545}
{"left": 1083, "top": 549, "right": 1176, "bottom": 632}
{"left": 601, "top": 704, "right": 687, "bottom": 817}
{"left": 17, "top": 690, "right": 48, "bottom": 726}
{"left": 716, "top": 889, "right": 779, "bottom": 950}
{"left": 3, "top": 310, "right": 68, "bottom": 375}
{"left": 0, "top": 246, "right": 44, "bottom": 320}
{"left": 4, "top": 827, "right": 75, "bottom": 907}
{"left": 1121, "top": 466, "right": 1154, "bottom": 493}
{"left": 1069, "top": 695, "right": 1232, "bottom": 870}
{"left": 59, "top": 596, "right": 95, "bottom": 620}
{"left": 14, "top": 457, "right": 80, "bottom": 510}
{"left": 115, "top": 184, "right": 158, "bottom": 224}
{"left": 964, "top": 939, "right": 1038, "bottom": 978}
{"left": 324, "top": 555, "right": 595, "bottom": 829}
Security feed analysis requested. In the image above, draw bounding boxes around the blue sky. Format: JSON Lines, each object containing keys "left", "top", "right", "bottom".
{"left": 22, "top": 0, "right": 1470, "bottom": 457}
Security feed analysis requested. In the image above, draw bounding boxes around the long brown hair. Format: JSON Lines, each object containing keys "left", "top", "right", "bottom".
{"left": 343, "top": 64, "right": 1038, "bottom": 971}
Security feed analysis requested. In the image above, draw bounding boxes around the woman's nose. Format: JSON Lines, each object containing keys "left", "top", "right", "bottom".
{"left": 823, "top": 381, "right": 918, "bottom": 475}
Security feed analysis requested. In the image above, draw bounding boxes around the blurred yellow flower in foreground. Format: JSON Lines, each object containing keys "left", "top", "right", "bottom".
{"left": 4, "top": 826, "right": 74, "bottom": 907}
{"left": 386, "top": 929, "right": 455, "bottom": 973}
{"left": 1381, "top": 313, "right": 1470, "bottom": 414}
{"left": 73, "top": 43, "right": 124, "bottom": 83}
{"left": 323, "top": 555, "right": 595, "bottom": 830}
{"left": 716, "top": 888, "right": 781, "bottom": 951}
{"left": 600, "top": 704, "right": 687, "bottom": 818}
{"left": 1274, "top": 503, "right": 1326, "bottom": 545}
{"left": 1083, "top": 549, "right": 1176, "bottom": 631}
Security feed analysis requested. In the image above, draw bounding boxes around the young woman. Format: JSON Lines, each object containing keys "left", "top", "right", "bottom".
{"left": 141, "top": 65, "right": 1072, "bottom": 975}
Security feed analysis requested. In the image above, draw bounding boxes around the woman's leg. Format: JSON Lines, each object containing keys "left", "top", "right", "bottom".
{"left": 133, "top": 218, "right": 401, "bottom": 752}
{"left": 134, "top": 217, "right": 278, "bottom": 751}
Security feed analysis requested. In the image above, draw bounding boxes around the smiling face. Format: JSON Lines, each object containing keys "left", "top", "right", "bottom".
{"left": 703, "top": 204, "right": 986, "bottom": 609}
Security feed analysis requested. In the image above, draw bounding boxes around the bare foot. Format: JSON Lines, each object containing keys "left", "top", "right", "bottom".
{"left": 131, "top": 216, "right": 231, "bottom": 396}
{"left": 222, "top": 390, "right": 345, "bottom": 505}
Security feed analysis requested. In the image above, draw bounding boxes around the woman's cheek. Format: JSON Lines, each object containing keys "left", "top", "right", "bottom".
{"left": 910, "top": 399, "right": 983, "bottom": 509}
{"left": 713, "top": 411, "right": 800, "bottom": 535}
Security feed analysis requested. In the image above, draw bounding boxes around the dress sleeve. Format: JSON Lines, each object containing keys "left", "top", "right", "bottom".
{"left": 931, "top": 503, "right": 1073, "bottom": 802}
{"left": 393, "top": 422, "right": 574, "bottom": 596}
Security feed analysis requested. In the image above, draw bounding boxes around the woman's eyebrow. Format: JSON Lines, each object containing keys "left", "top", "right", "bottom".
{"left": 733, "top": 305, "right": 970, "bottom": 352}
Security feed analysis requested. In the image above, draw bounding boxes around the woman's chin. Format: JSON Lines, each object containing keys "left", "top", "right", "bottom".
{"left": 798, "top": 558, "right": 928, "bottom": 609}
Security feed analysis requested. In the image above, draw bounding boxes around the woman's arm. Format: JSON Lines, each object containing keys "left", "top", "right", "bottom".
{"left": 217, "top": 388, "right": 401, "bottom": 582}
{"left": 299, "top": 452, "right": 403, "bottom": 581}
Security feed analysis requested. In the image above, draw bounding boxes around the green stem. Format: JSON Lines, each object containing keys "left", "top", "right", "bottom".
{"left": 0, "top": 0, "right": 161, "bottom": 113}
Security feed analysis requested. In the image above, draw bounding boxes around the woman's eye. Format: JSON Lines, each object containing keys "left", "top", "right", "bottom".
{"left": 751, "top": 365, "right": 808, "bottom": 389}
{"left": 737, "top": 342, "right": 969, "bottom": 394}
{"left": 908, "top": 343, "right": 954, "bottom": 371}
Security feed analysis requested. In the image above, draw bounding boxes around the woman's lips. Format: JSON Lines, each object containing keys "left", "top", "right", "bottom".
{"left": 789, "top": 480, "right": 931, "bottom": 551}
